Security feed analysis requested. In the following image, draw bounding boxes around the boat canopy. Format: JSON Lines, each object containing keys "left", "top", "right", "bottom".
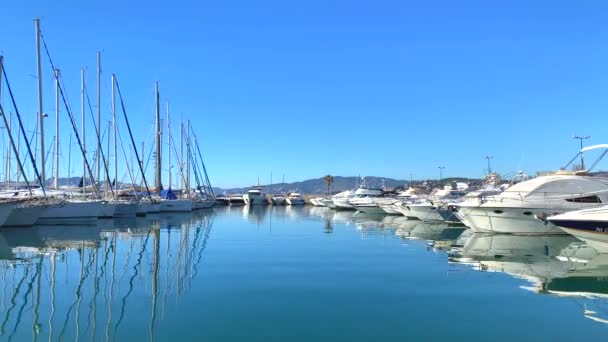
{"left": 160, "top": 189, "right": 178, "bottom": 200}
{"left": 500, "top": 175, "right": 608, "bottom": 199}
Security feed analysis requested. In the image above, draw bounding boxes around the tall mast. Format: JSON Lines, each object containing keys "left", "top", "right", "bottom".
{"left": 81, "top": 67, "right": 86, "bottom": 194}
{"left": 112, "top": 74, "right": 117, "bottom": 198}
{"left": 0, "top": 55, "right": 5, "bottom": 189}
{"left": 97, "top": 51, "right": 101, "bottom": 184}
{"left": 154, "top": 81, "right": 161, "bottom": 191}
{"left": 54, "top": 69, "right": 60, "bottom": 190}
{"left": 166, "top": 101, "right": 171, "bottom": 189}
{"left": 180, "top": 118, "right": 183, "bottom": 190}
{"left": 107, "top": 120, "right": 111, "bottom": 192}
{"left": 6, "top": 110, "right": 11, "bottom": 189}
{"left": 186, "top": 120, "right": 190, "bottom": 194}
{"left": 35, "top": 18, "right": 45, "bottom": 185}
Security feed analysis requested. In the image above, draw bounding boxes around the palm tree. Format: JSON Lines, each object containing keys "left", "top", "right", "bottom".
{"left": 324, "top": 175, "right": 334, "bottom": 195}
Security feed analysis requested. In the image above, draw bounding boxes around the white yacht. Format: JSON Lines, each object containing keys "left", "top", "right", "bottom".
{"left": 406, "top": 186, "right": 469, "bottom": 222}
{"left": 332, "top": 190, "right": 356, "bottom": 210}
{"left": 453, "top": 145, "right": 608, "bottom": 234}
{"left": 548, "top": 207, "right": 608, "bottom": 250}
{"left": 243, "top": 187, "right": 267, "bottom": 205}
{"left": 272, "top": 195, "right": 286, "bottom": 205}
{"left": 321, "top": 198, "right": 336, "bottom": 208}
{"left": 229, "top": 195, "right": 246, "bottom": 205}
{"left": 310, "top": 197, "right": 326, "bottom": 206}
{"left": 286, "top": 192, "right": 305, "bottom": 205}
{"left": 348, "top": 187, "right": 386, "bottom": 214}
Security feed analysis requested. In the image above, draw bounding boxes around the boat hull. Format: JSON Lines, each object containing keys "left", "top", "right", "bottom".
{"left": 160, "top": 199, "right": 193, "bottom": 212}
{"left": 2, "top": 203, "right": 43, "bottom": 227}
{"left": 114, "top": 202, "right": 137, "bottom": 218}
{"left": 353, "top": 205, "right": 386, "bottom": 215}
{"left": 455, "top": 205, "right": 566, "bottom": 234}
{"left": 286, "top": 198, "right": 305, "bottom": 205}
{"left": 98, "top": 203, "right": 117, "bottom": 218}
{"left": 36, "top": 201, "right": 101, "bottom": 225}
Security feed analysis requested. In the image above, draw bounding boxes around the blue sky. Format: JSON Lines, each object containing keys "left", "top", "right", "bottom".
{"left": 1, "top": 0, "right": 607, "bottom": 188}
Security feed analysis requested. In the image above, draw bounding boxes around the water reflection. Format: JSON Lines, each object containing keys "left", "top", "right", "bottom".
{"left": 0, "top": 210, "right": 214, "bottom": 342}
{"left": 450, "top": 233, "right": 608, "bottom": 324}
{"left": 2, "top": 207, "right": 608, "bottom": 340}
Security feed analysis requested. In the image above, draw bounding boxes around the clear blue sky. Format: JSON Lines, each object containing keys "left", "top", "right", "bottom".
{"left": 1, "top": 0, "right": 607, "bottom": 188}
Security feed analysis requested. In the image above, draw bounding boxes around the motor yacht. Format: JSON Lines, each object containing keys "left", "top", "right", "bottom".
{"left": 348, "top": 187, "right": 386, "bottom": 214}
{"left": 286, "top": 192, "right": 305, "bottom": 205}
{"left": 453, "top": 145, "right": 608, "bottom": 234}
{"left": 272, "top": 195, "right": 286, "bottom": 205}
{"left": 548, "top": 206, "right": 608, "bottom": 250}
{"left": 332, "top": 190, "right": 356, "bottom": 210}
{"left": 229, "top": 195, "right": 246, "bottom": 205}
{"left": 243, "top": 187, "right": 268, "bottom": 205}
{"left": 406, "top": 186, "right": 469, "bottom": 222}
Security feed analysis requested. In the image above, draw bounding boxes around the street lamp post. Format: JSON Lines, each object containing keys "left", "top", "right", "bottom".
{"left": 485, "top": 156, "right": 493, "bottom": 175}
{"left": 438, "top": 166, "right": 445, "bottom": 183}
{"left": 573, "top": 135, "right": 590, "bottom": 170}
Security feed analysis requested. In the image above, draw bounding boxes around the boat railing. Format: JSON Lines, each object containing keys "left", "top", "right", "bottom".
{"left": 475, "top": 189, "right": 606, "bottom": 206}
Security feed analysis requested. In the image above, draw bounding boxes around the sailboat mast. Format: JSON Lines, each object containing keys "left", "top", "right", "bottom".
{"left": 186, "top": 120, "right": 191, "bottom": 194}
{"left": 97, "top": 51, "right": 101, "bottom": 184}
{"left": 81, "top": 67, "right": 86, "bottom": 194}
{"left": 154, "top": 81, "right": 161, "bottom": 191}
{"left": 7, "top": 110, "right": 11, "bottom": 189}
{"left": 112, "top": 74, "right": 117, "bottom": 198}
{"left": 35, "top": 18, "right": 45, "bottom": 185}
{"left": 54, "top": 68, "right": 60, "bottom": 190}
{"left": 167, "top": 102, "right": 171, "bottom": 189}
{"left": 180, "top": 119, "right": 183, "bottom": 191}
{"left": 106, "top": 120, "right": 111, "bottom": 192}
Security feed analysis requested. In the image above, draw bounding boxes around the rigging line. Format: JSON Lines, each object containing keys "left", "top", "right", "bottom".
{"left": 84, "top": 82, "right": 115, "bottom": 195}
{"left": 0, "top": 104, "right": 32, "bottom": 195}
{"left": 39, "top": 31, "right": 99, "bottom": 197}
{"left": 115, "top": 123, "right": 138, "bottom": 197}
{"left": 168, "top": 129, "right": 188, "bottom": 193}
{"left": 1, "top": 66, "right": 45, "bottom": 194}
{"left": 114, "top": 76, "right": 153, "bottom": 200}
{"left": 190, "top": 127, "right": 214, "bottom": 196}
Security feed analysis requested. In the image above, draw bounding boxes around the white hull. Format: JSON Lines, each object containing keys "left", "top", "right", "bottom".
{"left": 407, "top": 204, "right": 460, "bottom": 223}
{"left": 98, "top": 203, "right": 117, "bottom": 218}
{"left": 160, "top": 199, "right": 193, "bottom": 212}
{"left": 36, "top": 201, "right": 102, "bottom": 225}
{"left": 272, "top": 197, "right": 286, "bottom": 205}
{"left": 286, "top": 198, "right": 305, "bottom": 205}
{"left": 379, "top": 204, "right": 402, "bottom": 215}
{"left": 457, "top": 206, "right": 566, "bottom": 234}
{"left": 114, "top": 202, "right": 137, "bottom": 218}
{"left": 193, "top": 199, "right": 215, "bottom": 209}
{"left": 353, "top": 205, "right": 386, "bottom": 214}
{"left": 0, "top": 202, "right": 15, "bottom": 226}
{"left": 136, "top": 203, "right": 148, "bottom": 216}
{"left": 332, "top": 198, "right": 353, "bottom": 210}
{"left": 2, "top": 203, "right": 44, "bottom": 227}
{"left": 393, "top": 204, "right": 418, "bottom": 219}
{"left": 244, "top": 195, "right": 268, "bottom": 206}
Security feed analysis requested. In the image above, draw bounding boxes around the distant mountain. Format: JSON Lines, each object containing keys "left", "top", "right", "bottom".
{"left": 213, "top": 176, "right": 485, "bottom": 195}
{"left": 213, "top": 176, "right": 411, "bottom": 195}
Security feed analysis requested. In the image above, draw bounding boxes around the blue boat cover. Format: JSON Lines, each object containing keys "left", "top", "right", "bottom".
{"left": 160, "top": 188, "right": 177, "bottom": 200}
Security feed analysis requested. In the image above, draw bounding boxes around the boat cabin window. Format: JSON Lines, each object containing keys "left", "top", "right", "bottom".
{"left": 565, "top": 195, "right": 602, "bottom": 204}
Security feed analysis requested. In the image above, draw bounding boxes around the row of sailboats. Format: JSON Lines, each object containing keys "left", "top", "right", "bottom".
{"left": 0, "top": 18, "right": 215, "bottom": 227}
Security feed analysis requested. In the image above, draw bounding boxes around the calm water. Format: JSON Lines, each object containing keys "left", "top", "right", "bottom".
{"left": 1, "top": 206, "right": 608, "bottom": 341}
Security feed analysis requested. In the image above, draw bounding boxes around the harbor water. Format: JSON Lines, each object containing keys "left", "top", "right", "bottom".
{"left": 1, "top": 206, "right": 608, "bottom": 341}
